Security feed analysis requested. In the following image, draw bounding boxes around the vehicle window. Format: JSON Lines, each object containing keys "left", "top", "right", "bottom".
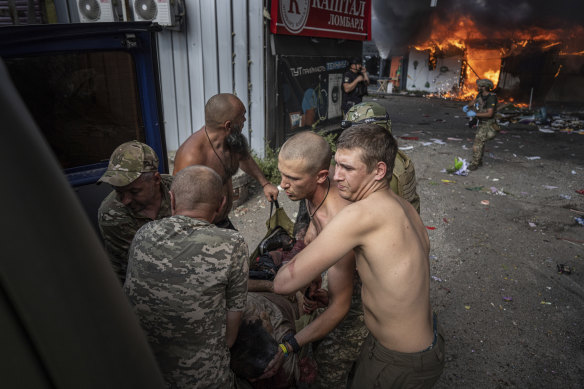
{"left": 4, "top": 51, "right": 145, "bottom": 169}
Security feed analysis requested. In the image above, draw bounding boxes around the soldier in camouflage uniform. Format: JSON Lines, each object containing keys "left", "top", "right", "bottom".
{"left": 277, "top": 131, "right": 368, "bottom": 388}
{"left": 231, "top": 292, "right": 300, "bottom": 386}
{"left": 124, "top": 165, "right": 249, "bottom": 389}
{"left": 463, "top": 78, "right": 498, "bottom": 171}
{"left": 343, "top": 101, "right": 421, "bottom": 213}
{"left": 97, "top": 141, "right": 173, "bottom": 284}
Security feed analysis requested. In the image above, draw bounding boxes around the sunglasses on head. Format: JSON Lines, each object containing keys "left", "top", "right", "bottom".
{"left": 340, "top": 114, "right": 389, "bottom": 129}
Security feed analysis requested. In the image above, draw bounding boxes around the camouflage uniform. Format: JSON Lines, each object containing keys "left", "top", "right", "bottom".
{"left": 124, "top": 215, "right": 249, "bottom": 389}
{"left": 312, "top": 270, "right": 369, "bottom": 388}
{"left": 97, "top": 140, "right": 172, "bottom": 284}
{"left": 471, "top": 92, "right": 498, "bottom": 168}
{"left": 344, "top": 102, "right": 421, "bottom": 213}
{"left": 97, "top": 174, "right": 173, "bottom": 283}
{"left": 240, "top": 292, "right": 300, "bottom": 385}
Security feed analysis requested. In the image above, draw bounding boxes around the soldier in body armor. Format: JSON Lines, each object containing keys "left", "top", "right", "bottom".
{"left": 463, "top": 79, "right": 499, "bottom": 171}
{"left": 341, "top": 57, "right": 369, "bottom": 115}
{"left": 342, "top": 101, "right": 421, "bottom": 213}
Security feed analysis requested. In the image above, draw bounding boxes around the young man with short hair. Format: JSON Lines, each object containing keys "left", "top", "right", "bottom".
{"left": 277, "top": 131, "right": 367, "bottom": 387}
{"left": 274, "top": 124, "right": 444, "bottom": 388}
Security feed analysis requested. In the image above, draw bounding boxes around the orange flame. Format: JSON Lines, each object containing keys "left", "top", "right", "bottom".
{"left": 408, "top": 15, "right": 584, "bottom": 101}
{"left": 412, "top": 16, "right": 501, "bottom": 100}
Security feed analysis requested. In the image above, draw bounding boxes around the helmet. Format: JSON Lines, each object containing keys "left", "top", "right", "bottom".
{"left": 341, "top": 102, "right": 392, "bottom": 133}
{"left": 476, "top": 78, "right": 494, "bottom": 90}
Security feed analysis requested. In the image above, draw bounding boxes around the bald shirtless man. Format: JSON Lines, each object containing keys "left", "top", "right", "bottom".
{"left": 173, "top": 93, "right": 278, "bottom": 229}
{"left": 274, "top": 124, "right": 444, "bottom": 388}
{"left": 277, "top": 131, "right": 367, "bottom": 388}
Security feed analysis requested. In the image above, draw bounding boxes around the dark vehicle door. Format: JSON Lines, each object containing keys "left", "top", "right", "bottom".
{"left": 0, "top": 22, "right": 167, "bottom": 230}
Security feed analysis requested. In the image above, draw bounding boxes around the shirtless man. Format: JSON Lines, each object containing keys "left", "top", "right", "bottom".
{"left": 274, "top": 124, "right": 444, "bottom": 388}
{"left": 173, "top": 93, "right": 279, "bottom": 229}
{"left": 277, "top": 131, "right": 367, "bottom": 387}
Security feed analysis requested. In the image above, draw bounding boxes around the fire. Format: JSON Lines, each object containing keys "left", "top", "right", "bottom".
{"left": 559, "top": 50, "right": 584, "bottom": 56}
{"left": 408, "top": 14, "right": 583, "bottom": 102}
{"left": 412, "top": 16, "right": 501, "bottom": 100}
{"left": 462, "top": 48, "right": 501, "bottom": 98}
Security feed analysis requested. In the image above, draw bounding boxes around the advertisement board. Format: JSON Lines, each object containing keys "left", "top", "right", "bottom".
{"left": 279, "top": 56, "right": 348, "bottom": 131}
{"left": 271, "top": 0, "right": 371, "bottom": 41}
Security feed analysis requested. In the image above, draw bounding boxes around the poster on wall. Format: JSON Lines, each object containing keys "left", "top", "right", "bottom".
{"left": 279, "top": 56, "right": 347, "bottom": 131}
{"left": 327, "top": 73, "right": 342, "bottom": 119}
{"left": 271, "top": 0, "right": 371, "bottom": 41}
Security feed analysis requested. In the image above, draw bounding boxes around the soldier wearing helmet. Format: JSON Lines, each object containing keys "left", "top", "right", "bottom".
{"left": 341, "top": 57, "right": 370, "bottom": 115}
{"left": 342, "top": 102, "right": 421, "bottom": 213}
{"left": 462, "top": 78, "right": 499, "bottom": 170}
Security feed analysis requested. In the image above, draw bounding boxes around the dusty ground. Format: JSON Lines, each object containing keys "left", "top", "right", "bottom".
{"left": 229, "top": 94, "right": 584, "bottom": 388}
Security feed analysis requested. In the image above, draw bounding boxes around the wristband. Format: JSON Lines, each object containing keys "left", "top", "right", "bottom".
{"left": 262, "top": 182, "right": 271, "bottom": 187}
{"left": 282, "top": 333, "right": 300, "bottom": 354}
{"left": 278, "top": 343, "right": 289, "bottom": 357}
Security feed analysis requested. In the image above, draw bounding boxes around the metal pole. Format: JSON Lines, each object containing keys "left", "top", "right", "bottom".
{"left": 529, "top": 88, "right": 534, "bottom": 110}
{"left": 464, "top": 60, "right": 481, "bottom": 79}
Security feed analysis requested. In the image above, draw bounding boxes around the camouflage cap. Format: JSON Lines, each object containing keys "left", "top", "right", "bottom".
{"left": 476, "top": 79, "right": 494, "bottom": 90}
{"left": 98, "top": 141, "right": 159, "bottom": 187}
{"left": 342, "top": 102, "right": 391, "bottom": 132}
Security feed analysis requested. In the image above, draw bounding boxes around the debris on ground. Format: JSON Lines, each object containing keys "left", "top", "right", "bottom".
{"left": 557, "top": 264, "right": 573, "bottom": 274}
{"left": 446, "top": 157, "right": 469, "bottom": 176}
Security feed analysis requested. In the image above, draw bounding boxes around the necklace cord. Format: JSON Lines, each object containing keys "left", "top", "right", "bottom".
{"left": 204, "top": 126, "right": 232, "bottom": 175}
{"left": 309, "top": 177, "right": 330, "bottom": 219}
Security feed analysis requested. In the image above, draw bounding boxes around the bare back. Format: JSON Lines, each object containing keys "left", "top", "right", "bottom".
{"left": 173, "top": 126, "right": 239, "bottom": 221}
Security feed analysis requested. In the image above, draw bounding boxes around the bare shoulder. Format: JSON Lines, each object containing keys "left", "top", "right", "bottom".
{"left": 350, "top": 190, "right": 420, "bottom": 232}
{"left": 327, "top": 196, "right": 379, "bottom": 234}
{"left": 177, "top": 128, "right": 206, "bottom": 153}
{"left": 328, "top": 186, "right": 352, "bottom": 214}
{"left": 174, "top": 128, "right": 207, "bottom": 173}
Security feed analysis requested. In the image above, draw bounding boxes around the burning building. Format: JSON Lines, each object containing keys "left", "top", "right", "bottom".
{"left": 372, "top": 0, "right": 584, "bottom": 105}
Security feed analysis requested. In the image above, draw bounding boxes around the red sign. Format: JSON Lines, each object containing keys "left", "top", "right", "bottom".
{"left": 271, "top": 0, "right": 371, "bottom": 41}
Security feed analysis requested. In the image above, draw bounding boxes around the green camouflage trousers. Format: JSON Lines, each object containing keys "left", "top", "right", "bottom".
{"left": 312, "top": 275, "right": 369, "bottom": 388}
{"left": 472, "top": 120, "right": 497, "bottom": 166}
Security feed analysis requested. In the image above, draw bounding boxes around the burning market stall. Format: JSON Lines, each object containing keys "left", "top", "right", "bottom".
{"left": 371, "top": 0, "right": 584, "bottom": 107}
